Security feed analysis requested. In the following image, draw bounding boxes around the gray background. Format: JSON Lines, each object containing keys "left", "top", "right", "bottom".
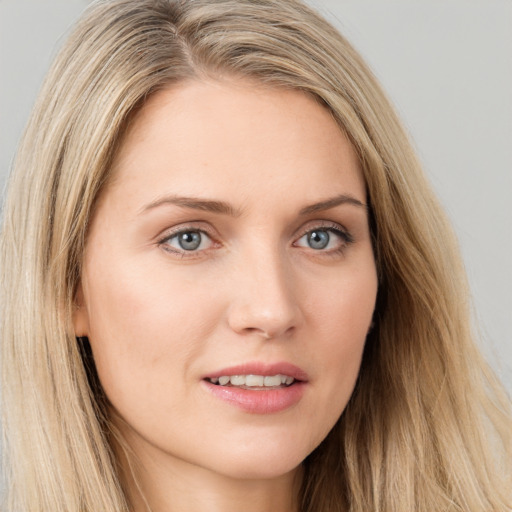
{"left": 1, "top": 0, "right": 511, "bottom": 391}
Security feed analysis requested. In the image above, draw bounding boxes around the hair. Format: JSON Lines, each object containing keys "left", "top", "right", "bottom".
{"left": 1, "top": 0, "right": 511, "bottom": 510}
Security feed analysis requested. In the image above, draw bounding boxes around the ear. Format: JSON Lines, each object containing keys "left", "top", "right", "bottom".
{"left": 73, "top": 282, "right": 90, "bottom": 337}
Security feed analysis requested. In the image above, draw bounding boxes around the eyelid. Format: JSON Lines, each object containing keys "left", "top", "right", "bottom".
{"left": 292, "top": 220, "right": 354, "bottom": 254}
{"left": 294, "top": 220, "right": 353, "bottom": 242}
{"left": 156, "top": 221, "right": 216, "bottom": 240}
{"left": 156, "top": 222, "right": 219, "bottom": 255}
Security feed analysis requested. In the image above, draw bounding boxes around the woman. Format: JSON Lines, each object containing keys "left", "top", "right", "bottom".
{"left": 1, "top": 0, "right": 510, "bottom": 511}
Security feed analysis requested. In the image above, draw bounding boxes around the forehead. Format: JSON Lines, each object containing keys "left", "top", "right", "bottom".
{"left": 106, "top": 79, "right": 365, "bottom": 209}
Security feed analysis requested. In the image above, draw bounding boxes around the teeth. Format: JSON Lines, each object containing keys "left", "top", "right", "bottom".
{"left": 263, "top": 375, "right": 281, "bottom": 387}
{"left": 230, "top": 375, "right": 246, "bottom": 386}
{"left": 245, "top": 375, "right": 264, "bottom": 386}
{"left": 208, "top": 374, "right": 296, "bottom": 387}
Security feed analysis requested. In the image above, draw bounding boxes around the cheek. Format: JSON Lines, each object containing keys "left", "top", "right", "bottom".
{"left": 81, "top": 256, "right": 221, "bottom": 403}
{"left": 306, "top": 254, "right": 376, "bottom": 343}
{"left": 303, "top": 261, "right": 377, "bottom": 424}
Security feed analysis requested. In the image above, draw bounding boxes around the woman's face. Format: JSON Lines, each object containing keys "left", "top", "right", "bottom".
{"left": 74, "top": 80, "right": 377, "bottom": 481}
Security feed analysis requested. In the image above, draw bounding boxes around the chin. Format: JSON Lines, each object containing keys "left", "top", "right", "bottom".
{"left": 213, "top": 457, "right": 303, "bottom": 482}
{"left": 201, "top": 435, "right": 315, "bottom": 481}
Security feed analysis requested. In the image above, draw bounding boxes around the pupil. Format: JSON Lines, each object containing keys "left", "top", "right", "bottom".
{"left": 308, "top": 230, "right": 329, "bottom": 250}
{"left": 179, "top": 231, "right": 201, "bottom": 250}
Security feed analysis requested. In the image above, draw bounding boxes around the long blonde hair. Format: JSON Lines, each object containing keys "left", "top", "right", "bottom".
{"left": 1, "top": 0, "right": 510, "bottom": 510}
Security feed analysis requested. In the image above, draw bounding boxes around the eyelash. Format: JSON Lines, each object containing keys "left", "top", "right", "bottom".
{"left": 157, "top": 222, "right": 354, "bottom": 258}
{"left": 157, "top": 224, "right": 218, "bottom": 258}
{"left": 294, "top": 222, "right": 354, "bottom": 256}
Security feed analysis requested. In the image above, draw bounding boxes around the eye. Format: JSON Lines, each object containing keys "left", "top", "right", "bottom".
{"left": 160, "top": 229, "right": 213, "bottom": 253}
{"left": 305, "top": 230, "right": 331, "bottom": 250}
{"left": 294, "top": 225, "right": 353, "bottom": 253}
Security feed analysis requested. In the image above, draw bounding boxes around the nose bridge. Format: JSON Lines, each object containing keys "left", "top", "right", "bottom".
{"left": 227, "top": 238, "right": 301, "bottom": 339}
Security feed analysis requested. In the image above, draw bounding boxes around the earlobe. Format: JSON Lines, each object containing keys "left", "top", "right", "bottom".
{"left": 72, "top": 283, "right": 90, "bottom": 337}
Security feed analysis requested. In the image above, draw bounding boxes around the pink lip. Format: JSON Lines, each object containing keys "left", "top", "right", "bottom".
{"left": 201, "top": 361, "right": 308, "bottom": 414}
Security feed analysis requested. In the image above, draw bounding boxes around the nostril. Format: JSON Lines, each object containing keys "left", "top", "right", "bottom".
{"left": 238, "top": 324, "right": 296, "bottom": 341}
{"left": 246, "top": 327, "right": 272, "bottom": 339}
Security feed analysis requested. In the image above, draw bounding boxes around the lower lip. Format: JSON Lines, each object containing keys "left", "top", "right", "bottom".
{"left": 202, "top": 380, "right": 306, "bottom": 414}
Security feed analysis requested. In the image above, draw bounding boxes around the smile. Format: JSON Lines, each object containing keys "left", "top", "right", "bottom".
{"left": 207, "top": 374, "right": 295, "bottom": 388}
{"left": 202, "top": 362, "right": 307, "bottom": 414}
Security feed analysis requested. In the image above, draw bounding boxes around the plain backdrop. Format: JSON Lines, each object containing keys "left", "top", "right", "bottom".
{"left": 0, "top": 0, "right": 511, "bottom": 393}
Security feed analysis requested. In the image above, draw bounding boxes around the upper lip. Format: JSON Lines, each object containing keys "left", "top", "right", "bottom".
{"left": 203, "top": 361, "right": 309, "bottom": 382}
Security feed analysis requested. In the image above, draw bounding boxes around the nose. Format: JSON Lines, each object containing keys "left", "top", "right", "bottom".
{"left": 226, "top": 247, "right": 302, "bottom": 340}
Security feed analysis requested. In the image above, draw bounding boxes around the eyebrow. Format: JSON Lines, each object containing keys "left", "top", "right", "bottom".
{"left": 140, "top": 193, "right": 367, "bottom": 217}
{"left": 141, "top": 195, "right": 242, "bottom": 217}
{"left": 299, "top": 194, "right": 367, "bottom": 215}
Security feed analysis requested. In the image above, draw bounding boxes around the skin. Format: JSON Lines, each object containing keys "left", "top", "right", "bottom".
{"left": 74, "top": 80, "right": 378, "bottom": 512}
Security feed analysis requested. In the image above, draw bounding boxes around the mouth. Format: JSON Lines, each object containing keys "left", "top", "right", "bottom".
{"left": 206, "top": 374, "right": 296, "bottom": 390}
{"left": 202, "top": 362, "right": 307, "bottom": 413}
